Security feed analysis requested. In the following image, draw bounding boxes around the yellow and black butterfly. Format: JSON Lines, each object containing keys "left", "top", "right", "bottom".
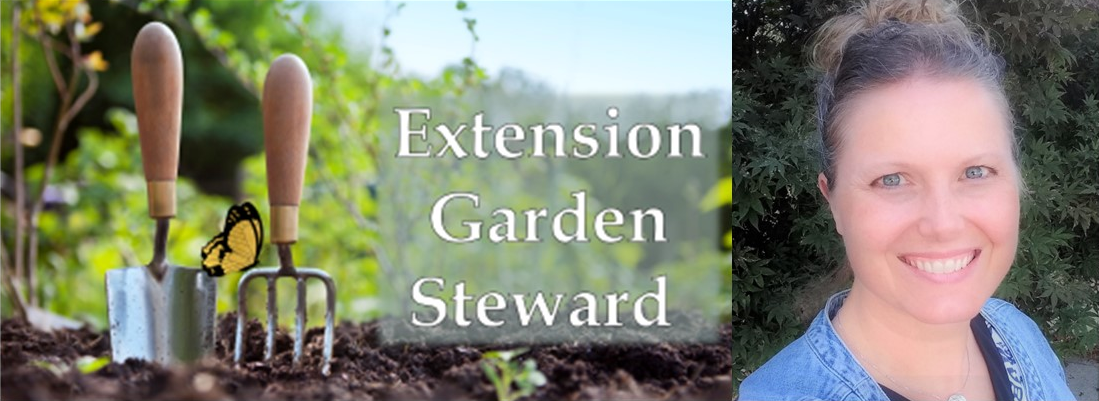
{"left": 201, "top": 202, "right": 263, "bottom": 277}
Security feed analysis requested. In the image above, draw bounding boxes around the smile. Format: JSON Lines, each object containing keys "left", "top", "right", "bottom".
{"left": 900, "top": 250, "right": 980, "bottom": 274}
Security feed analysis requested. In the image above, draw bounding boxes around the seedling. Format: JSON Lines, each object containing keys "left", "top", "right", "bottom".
{"left": 480, "top": 348, "right": 547, "bottom": 401}
{"left": 31, "top": 355, "right": 110, "bottom": 377}
{"left": 75, "top": 355, "right": 111, "bottom": 374}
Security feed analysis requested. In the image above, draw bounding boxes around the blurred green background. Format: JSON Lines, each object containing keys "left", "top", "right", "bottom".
{"left": 0, "top": 0, "right": 734, "bottom": 330}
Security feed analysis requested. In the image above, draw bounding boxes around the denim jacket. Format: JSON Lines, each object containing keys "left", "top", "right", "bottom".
{"left": 739, "top": 291, "right": 1076, "bottom": 401}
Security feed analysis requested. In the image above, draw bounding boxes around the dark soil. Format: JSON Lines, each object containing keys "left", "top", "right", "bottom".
{"left": 1, "top": 315, "right": 732, "bottom": 400}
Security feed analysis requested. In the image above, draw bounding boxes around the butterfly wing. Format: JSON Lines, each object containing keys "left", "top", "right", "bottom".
{"left": 201, "top": 233, "right": 228, "bottom": 277}
{"left": 200, "top": 202, "right": 264, "bottom": 277}
{"left": 238, "top": 202, "right": 263, "bottom": 256}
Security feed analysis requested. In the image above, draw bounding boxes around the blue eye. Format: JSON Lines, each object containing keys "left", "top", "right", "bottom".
{"left": 965, "top": 166, "right": 991, "bottom": 179}
{"left": 880, "top": 173, "right": 903, "bottom": 187}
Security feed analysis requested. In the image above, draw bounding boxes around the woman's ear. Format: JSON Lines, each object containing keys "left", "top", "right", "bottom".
{"left": 817, "top": 172, "right": 832, "bottom": 203}
{"left": 818, "top": 172, "right": 844, "bottom": 236}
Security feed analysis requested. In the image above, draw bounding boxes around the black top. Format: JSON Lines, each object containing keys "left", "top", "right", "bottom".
{"left": 880, "top": 314, "right": 1013, "bottom": 401}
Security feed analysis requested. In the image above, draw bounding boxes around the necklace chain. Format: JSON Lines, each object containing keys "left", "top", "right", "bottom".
{"left": 834, "top": 319, "right": 971, "bottom": 401}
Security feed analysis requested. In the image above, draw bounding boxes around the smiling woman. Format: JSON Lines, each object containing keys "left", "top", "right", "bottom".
{"left": 738, "top": 1, "right": 1076, "bottom": 400}
{"left": 827, "top": 78, "right": 1021, "bottom": 326}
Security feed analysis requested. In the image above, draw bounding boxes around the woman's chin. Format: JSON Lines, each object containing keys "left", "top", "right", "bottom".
{"left": 903, "top": 297, "right": 985, "bottom": 325}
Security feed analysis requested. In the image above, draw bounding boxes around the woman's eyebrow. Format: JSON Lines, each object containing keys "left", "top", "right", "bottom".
{"left": 960, "top": 152, "right": 1009, "bottom": 165}
{"left": 858, "top": 161, "right": 915, "bottom": 172}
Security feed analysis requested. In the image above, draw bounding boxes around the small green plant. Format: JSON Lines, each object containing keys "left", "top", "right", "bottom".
{"left": 30, "top": 355, "right": 110, "bottom": 377}
{"left": 481, "top": 348, "right": 547, "bottom": 401}
{"left": 74, "top": 355, "right": 110, "bottom": 374}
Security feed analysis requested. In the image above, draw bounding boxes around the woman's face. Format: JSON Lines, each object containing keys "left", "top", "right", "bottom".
{"left": 821, "top": 77, "right": 1020, "bottom": 324}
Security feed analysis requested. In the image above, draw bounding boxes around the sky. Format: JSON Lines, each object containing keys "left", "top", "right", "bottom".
{"left": 318, "top": 1, "right": 732, "bottom": 96}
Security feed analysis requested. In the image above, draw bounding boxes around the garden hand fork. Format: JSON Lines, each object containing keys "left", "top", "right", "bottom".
{"left": 233, "top": 54, "right": 336, "bottom": 375}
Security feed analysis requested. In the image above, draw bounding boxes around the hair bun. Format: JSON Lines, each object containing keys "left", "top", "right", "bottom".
{"left": 811, "top": 0, "right": 971, "bottom": 74}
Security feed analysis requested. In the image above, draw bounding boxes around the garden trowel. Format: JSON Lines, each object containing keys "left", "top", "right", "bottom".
{"left": 105, "top": 22, "right": 216, "bottom": 364}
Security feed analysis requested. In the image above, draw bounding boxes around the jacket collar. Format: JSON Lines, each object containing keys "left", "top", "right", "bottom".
{"left": 805, "top": 290, "right": 890, "bottom": 400}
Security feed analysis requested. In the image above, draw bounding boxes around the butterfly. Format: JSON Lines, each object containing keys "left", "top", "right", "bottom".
{"left": 201, "top": 202, "right": 263, "bottom": 277}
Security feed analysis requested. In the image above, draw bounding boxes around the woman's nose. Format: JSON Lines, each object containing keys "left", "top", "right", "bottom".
{"left": 917, "top": 187, "right": 965, "bottom": 240}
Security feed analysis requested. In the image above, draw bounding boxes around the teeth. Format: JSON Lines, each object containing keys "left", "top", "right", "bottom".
{"left": 906, "top": 253, "right": 973, "bottom": 274}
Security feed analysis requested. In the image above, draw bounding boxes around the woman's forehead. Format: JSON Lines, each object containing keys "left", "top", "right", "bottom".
{"left": 837, "top": 77, "right": 1013, "bottom": 162}
{"left": 853, "top": 152, "right": 1009, "bottom": 171}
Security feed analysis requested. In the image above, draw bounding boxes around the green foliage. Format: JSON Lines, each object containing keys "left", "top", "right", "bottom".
{"left": 481, "top": 348, "right": 547, "bottom": 401}
{"left": 703, "top": 177, "right": 733, "bottom": 248}
{"left": 732, "top": 0, "right": 1099, "bottom": 389}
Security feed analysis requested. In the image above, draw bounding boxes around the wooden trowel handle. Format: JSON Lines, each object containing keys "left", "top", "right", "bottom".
{"left": 132, "top": 22, "right": 183, "bottom": 219}
{"left": 263, "top": 54, "right": 313, "bottom": 244}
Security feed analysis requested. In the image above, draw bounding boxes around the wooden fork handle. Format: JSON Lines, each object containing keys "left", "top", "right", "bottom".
{"left": 263, "top": 54, "right": 313, "bottom": 244}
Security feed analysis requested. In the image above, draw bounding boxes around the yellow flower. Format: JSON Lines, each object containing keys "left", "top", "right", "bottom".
{"left": 84, "top": 51, "right": 108, "bottom": 72}
{"left": 76, "top": 21, "right": 101, "bottom": 41}
{"left": 35, "top": 0, "right": 85, "bottom": 34}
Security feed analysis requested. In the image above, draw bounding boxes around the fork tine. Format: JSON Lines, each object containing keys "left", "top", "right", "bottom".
{"left": 319, "top": 272, "right": 335, "bottom": 376}
{"left": 294, "top": 276, "right": 306, "bottom": 365}
{"left": 292, "top": 268, "right": 336, "bottom": 375}
{"left": 265, "top": 276, "right": 279, "bottom": 360}
{"left": 234, "top": 281, "right": 247, "bottom": 364}
{"left": 235, "top": 268, "right": 264, "bottom": 364}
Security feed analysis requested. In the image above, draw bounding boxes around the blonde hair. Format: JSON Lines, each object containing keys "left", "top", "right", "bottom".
{"left": 810, "top": 0, "right": 1017, "bottom": 190}
{"left": 811, "top": 0, "right": 974, "bottom": 73}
